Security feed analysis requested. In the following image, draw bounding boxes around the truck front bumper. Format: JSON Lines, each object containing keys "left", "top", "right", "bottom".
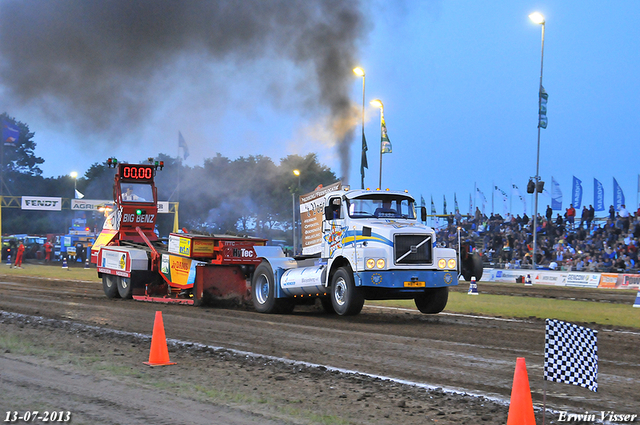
{"left": 355, "top": 270, "right": 458, "bottom": 289}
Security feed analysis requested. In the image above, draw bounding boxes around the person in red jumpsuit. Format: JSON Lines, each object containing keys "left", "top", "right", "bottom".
{"left": 14, "top": 241, "right": 25, "bottom": 269}
{"left": 44, "top": 240, "right": 53, "bottom": 262}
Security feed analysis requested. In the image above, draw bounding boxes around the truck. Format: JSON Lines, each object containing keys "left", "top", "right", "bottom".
{"left": 94, "top": 160, "right": 459, "bottom": 316}
{"left": 251, "top": 182, "right": 459, "bottom": 315}
{"left": 93, "top": 159, "right": 266, "bottom": 305}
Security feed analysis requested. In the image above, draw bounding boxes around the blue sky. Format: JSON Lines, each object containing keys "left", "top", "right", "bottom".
{"left": 3, "top": 1, "right": 640, "bottom": 216}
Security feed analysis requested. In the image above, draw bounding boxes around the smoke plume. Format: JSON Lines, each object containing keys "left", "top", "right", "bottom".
{"left": 0, "top": 0, "right": 367, "bottom": 183}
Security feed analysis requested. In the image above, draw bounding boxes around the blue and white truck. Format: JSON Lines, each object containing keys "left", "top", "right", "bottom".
{"left": 252, "top": 182, "right": 459, "bottom": 316}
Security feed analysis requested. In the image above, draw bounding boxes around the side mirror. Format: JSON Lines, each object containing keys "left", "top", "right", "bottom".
{"left": 421, "top": 206, "right": 427, "bottom": 222}
{"left": 324, "top": 205, "right": 333, "bottom": 221}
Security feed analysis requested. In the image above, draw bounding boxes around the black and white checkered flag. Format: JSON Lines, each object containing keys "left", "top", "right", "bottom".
{"left": 544, "top": 319, "right": 598, "bottom": 392}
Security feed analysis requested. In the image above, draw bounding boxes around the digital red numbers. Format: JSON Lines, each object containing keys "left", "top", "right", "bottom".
{"left": 121, "top": 166, "right": 153, "bottom": 180}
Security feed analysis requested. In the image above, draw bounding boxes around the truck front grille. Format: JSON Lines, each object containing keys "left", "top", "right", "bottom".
{"left": 394, "top": 235, "right": 432, "bottom": 265}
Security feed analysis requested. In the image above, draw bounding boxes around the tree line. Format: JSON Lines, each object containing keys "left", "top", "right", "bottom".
{"left": 1, "top": 113, "right": 338, "bottom": 242}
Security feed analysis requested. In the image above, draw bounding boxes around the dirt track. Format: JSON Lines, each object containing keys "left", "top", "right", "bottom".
{"left": 1, "top": 272, "right": 639, "bottom": 424}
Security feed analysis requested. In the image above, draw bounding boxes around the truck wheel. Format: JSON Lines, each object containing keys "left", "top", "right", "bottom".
{"left": 320, "top": 297, "right": 336, "bottom": 314}
{"left": 331, "top": 267, "right": 364, "bottom": 316}
{"left": 251, "top": 261, "right": 293, "bottom": 314}
{"left": 472, "top": 255, "right": 484, "bottom": 281}
{"left": 414, "top": 287, "right": 449, "bottom": 314}
{"left": 117, "top": 276, "right": 133, "bottom": 299}
{"left": 102, "top": 275, "right": 120, "bottom": 299}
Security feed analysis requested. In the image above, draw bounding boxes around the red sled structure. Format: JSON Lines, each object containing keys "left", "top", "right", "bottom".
{"left": 92, "top": 159, "right": 265, "bottom": 305}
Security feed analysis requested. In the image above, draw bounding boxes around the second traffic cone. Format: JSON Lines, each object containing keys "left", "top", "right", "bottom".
{"left": 468, "top": 276, "right": 479, "bottom": 295}
{"left": 633, "top": 291, "right": 640, "bottom": 308}
{"left": 144, "top": 311, "right": 176, "bottom": 367}
{"left": 506, "top": 357, "right": 536, "bottom": 425}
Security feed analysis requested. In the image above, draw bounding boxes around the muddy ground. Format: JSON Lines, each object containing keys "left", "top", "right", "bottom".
{"left": 1, "top": 269, "right": 639, "bottom": 424}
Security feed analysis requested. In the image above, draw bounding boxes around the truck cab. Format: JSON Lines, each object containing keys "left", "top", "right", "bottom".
{"left": 252, "top": 184, "right": 459, "bottom": 316}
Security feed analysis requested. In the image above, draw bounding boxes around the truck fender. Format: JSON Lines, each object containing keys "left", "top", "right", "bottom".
{"left": 252, "top": 245, "right": 297, "bottom": 287}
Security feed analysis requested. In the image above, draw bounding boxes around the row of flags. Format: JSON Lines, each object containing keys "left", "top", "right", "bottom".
{"left": 426, "top": 175, "right": 634, "bottom": 218}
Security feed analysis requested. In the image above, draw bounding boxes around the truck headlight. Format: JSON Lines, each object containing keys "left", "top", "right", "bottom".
{"left": 447, "top": 258, "right": 456, "bottom": 269}
{"left": 376, "top": 259, "right": 385, "bottom": 269}
{"left": 366, "top": 258, "right": 375, "bottom": 269}
{"left": 438, "top": 259, "right": 446, "bottom": 269}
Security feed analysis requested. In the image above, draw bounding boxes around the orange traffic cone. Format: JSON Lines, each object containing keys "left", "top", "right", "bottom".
{"left": 143, "top": 311, "right": 176, "bottom": 366}
{"left": 507, "top": 357, "right": 536, "bottom": 425}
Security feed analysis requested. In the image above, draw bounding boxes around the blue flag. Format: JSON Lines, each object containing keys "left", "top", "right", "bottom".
{"left": 593, "top": 178, "right": 604, "bottom": 211}
{"left": 2, "top": 120, "right": 19, "bottom": 146}
{"left": 430, "top": 196, "right": 436, "bottom": 216}
{"left": 443, "top": 195, "right": 447, "bottom": 215}
{"left": 178, "top": 131, "right": 189, "bottom": 160}
{"left": 551, "top": 176, "right": 562, "bottom": 210}
{"left": 572, "top": 176, "right": 583, "bottom": 209}
{"left": 613, "top": 178, "right": 625, "bottom": 211}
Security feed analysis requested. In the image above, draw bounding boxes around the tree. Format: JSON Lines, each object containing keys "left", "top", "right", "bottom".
{"left": 1, "top": 113, "right": 45, "bottom": 195}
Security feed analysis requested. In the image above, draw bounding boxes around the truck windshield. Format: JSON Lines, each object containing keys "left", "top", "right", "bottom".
{"left": 347, "top": 195, "right": 416, "bottom": 219}
{"left": 120, "top": 182, "right": 154, "bottom": 203}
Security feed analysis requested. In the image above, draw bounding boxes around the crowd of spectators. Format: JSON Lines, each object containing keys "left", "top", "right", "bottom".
{"left": 436, "top": 203, "right": 640, "bottom": 273}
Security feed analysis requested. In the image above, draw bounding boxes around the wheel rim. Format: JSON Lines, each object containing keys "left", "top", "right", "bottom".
{"left": 120, "top": 278, "right": 129, "bottom": 289}
{"left": 334, "top": 277, "right": 347, "bottom": 306}
{"left": 255, "top": 274, "right": 270, "bottom": 305}
{"left": 105, "top": 276, "right": 114, "bottom": 288}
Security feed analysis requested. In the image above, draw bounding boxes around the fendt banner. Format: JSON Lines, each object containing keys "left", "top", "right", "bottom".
{"left": 21, "top": 197, "right": 62, "bottom": 211}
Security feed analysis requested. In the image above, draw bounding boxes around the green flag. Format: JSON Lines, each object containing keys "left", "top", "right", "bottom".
{"left": 381, "top": 116, "right": 392, "bottom": 153}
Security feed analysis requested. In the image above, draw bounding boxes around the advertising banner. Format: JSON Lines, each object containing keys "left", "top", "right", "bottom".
{"left": 299, "top": 182, "right": 341, "bottom": 255}
{"left": 532, "top": 271, "right": 567, "bottom": 286}
{"left": 160, "top": 254, "right": 205, "bottom": 287}
{"left": 21, "top": 196, "right": 62, "bottom": 211}
{"left": 157, "top": 201, "right": 170, "bottom": 213}
{"left": 598, "top": 273, "right": 618, "bottom": 289}
{"left": 71, "top": 199, "right": 112, "bottom": 211}
{"left": 563, "top": 272, "right": 600, "bottom": 288}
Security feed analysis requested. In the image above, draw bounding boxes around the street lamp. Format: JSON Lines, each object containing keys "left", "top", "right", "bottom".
{"left": 370, "top": 99, "right": 384, "bottom": 188}
{"left": 70, "top": 171, "right": 78, "bottom": 198}
{"left": 292, "top": 169, "right": 301, "bottom": 256}
{"left": 353, "top": 67, "right": 366, "bottom": 189}
{"left": 529, "top": 12, "right": 545, "bottom": 270}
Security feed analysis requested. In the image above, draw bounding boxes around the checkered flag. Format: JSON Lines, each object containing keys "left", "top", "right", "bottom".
{"left": 544, "top": 319, "right": 598, "bottom": 392}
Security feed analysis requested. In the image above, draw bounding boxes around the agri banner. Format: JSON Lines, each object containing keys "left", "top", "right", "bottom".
{"left": 71, "top": 199, "right": 112, "bottom": 211}
{"left": 21, "top": 196, "right": 62, "bottom": 211}
{"left": 299, "top": 181, "right": 341, "bottom": 256}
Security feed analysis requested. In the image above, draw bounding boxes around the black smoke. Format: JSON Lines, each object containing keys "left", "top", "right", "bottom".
{"left": 0, "top": 0, "right": 367, "bottom": 182}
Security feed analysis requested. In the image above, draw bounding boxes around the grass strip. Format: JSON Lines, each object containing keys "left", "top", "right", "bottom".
{"left": 368, "top": 292, "right": 640, "bottom": 329}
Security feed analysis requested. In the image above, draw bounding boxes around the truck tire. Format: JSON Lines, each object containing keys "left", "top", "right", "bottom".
{"left": 117, "top": 276, "right": 133, "bottom": 299}
{"left": 102, "top": 275, "right": 120, "bottom": 299}
{"left": 320, "top": 297, "right": 336, "bottom": 314}
{"left": 414, "top": 287, "right": 449, "bottom": 314}
{"left": 331, "top": 267, "right": 364, "bottom": 316}
{"left": 251, "top": 261, "right": 294, "bottom": 314}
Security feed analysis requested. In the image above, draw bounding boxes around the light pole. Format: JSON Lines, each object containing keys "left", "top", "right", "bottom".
{"left": 529, "top": 11, "right": 545, "bottom": 270}
{"left": 70, "top": 171, "right": 78, "bottom": 198}
{"left": 353, "top": 67, "right": 366, "bottom": 189}
{"left": 292, "top": 169, "right": 301, "bottom": 256}
{"left": 370, "top": 99, "right": 384, "bottom": 188}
